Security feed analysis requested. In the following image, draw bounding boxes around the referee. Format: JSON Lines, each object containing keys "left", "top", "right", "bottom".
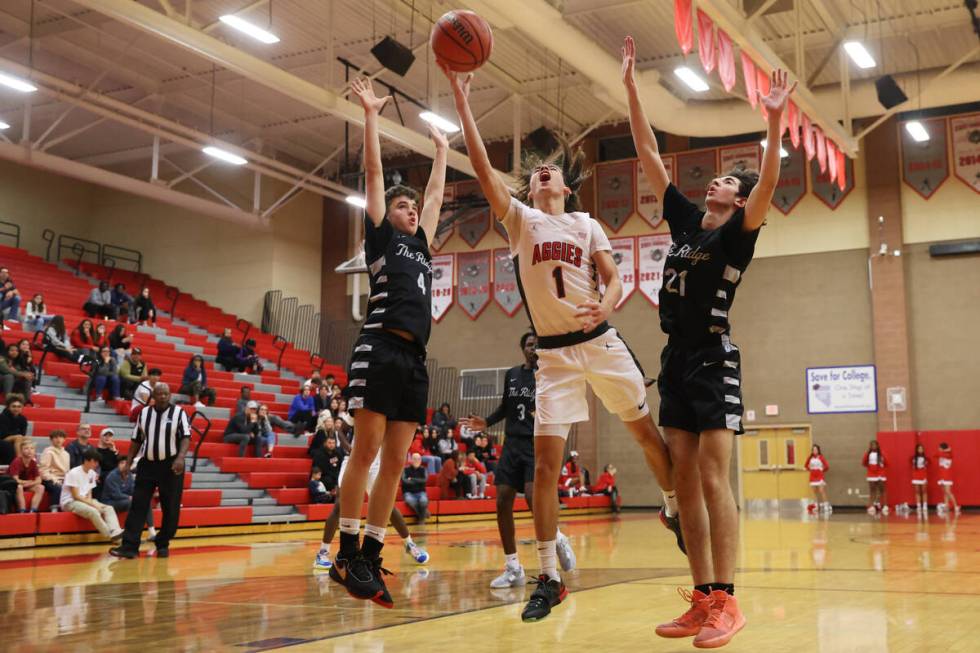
{"left": 109, "top": 382, "right": 190, "bottom": 558}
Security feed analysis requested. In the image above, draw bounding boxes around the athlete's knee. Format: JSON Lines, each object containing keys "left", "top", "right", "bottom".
{"left": 700, "top": 473, "right": 732, "bottom": 502}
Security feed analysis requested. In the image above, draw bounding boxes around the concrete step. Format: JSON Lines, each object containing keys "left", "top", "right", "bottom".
{"left": 251, "top": 497, "right": 279, "bottom": 506}
{"left": 221, "top": 488, "right": 267, "bottom": 500}
{"left": 252, "top": 505, "right": 297, "bottom": 516}
{"left": 251, "top": 512, "right": 307, "bottom": 524}
{"left": 191, "top": 480, "right": 250, "bottom": 489}
{"left": 221, "top": 498, "right": 250, "bottom": 507}
{"left": 189, "top": 471, "right": 238, "bottom": 482}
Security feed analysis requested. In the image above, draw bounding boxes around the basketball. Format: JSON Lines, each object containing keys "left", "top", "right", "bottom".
{"left": 430, "top": 10, "right": 493, "bottom": 72}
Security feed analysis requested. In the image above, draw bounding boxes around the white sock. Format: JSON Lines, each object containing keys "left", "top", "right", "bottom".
{"left": 364, "top": 523, "right": 386, "bottom": 544}
{"left": 536, "top": 540, "right": 559, "bottom": 582}
{"left": 319, "top": 541, "right": 330, "bottom": 554}
{"left": 662, "top": 490, "right": 678, "bottom": 517}
{"left": 404, "top": 535, "right": 414, "bottom": 547}
{"left": 505, "top": 552, "right": 520, "bottom": 569}
{"left": 339, "top": 517, "right": 360, "bottom": 535}
{"left": 555, "top": 528, "right": 564, "bottom": 540}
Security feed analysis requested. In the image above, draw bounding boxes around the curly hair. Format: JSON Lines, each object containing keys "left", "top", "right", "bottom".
{"left": 516, "top": 132, "right": 590, "bottom": 213}
{"left": 723, "top": 168, "right": 760, "bottom": 199}
{"left": 384, "top": 184, "right": 419, "bottom": 208}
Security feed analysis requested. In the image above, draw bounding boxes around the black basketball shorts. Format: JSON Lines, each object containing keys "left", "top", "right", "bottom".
{"left": 343, "top": 332, "right": 429, "bottom": 425}
{"left": 657, "top": 338, "right": 745, "bottom": 435}
{"left": 494, "top": 435, "right": 535, "bottom": 489}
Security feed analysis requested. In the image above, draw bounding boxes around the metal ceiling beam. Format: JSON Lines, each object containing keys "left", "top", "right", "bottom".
{"left": 68, "top": 0, "right": 515, "bottom": 185}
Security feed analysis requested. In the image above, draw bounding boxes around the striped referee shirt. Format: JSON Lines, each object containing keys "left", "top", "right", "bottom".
{"left": 132, "top": 404, "right": 190, "bottom": 461}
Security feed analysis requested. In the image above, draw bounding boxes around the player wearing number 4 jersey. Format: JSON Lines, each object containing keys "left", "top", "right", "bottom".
{"left": 443, "top": 62, "right": 682, "bottom": 625}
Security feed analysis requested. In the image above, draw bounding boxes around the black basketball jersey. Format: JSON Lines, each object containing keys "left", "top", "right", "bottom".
{"left": 658, "top": 184, "right": 760, "bottom": 346}
{"left": 486, "top": 365, "right": 535, "bottom": 438}
{"left": 362, "top": 216, "right": 432, "bottom": 347}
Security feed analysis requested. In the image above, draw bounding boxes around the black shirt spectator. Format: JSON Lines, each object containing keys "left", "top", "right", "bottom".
{"left": 401, "top": 463, "right": 427, "bottom": 495}
{"left": 66, "top": 424, "right": 95, "bottom": 468}
{"left": 432, "top": 402, "right": 457, "bottom": 436}
{"left": 312, "top": 436, "right": 345, "bottom": 491}
{"left": 83, "top": 281, "right": 118, "bottom": 320}
{"left": 216, "top": 328, "right": 240, "bottom": 371}
{"left": 0, "top": 395, "right": 28, "bottom": 437}
{"left": 134, "top": 287, "right": 156, "bottom": 324}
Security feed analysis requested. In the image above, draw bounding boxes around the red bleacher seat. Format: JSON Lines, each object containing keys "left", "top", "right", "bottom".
{"left": 268, "top": 488, "right": 311, "bottom": 505}
{"left": 241, "top": 472, "right": 309, "bottom": 488}
{"left": 297, "top": 504, "right": 332, "bottom": 519}
{"left": 215, "top": 458, "right": 311, "bottom": 474}
{"left": 0, "top": 513, "right": 38, "bottom": 536}
{"left": 181, "top": 490, "right": 223, "bottom": 507}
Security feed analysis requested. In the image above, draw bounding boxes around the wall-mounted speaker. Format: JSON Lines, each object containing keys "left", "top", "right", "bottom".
{"left": 370, "top": 36, "right": 415, "bottom": 77}
{"left": 875, "top": 75, "right": 908, "bottom": 110}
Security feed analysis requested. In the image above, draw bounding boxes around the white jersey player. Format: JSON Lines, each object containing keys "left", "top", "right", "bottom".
{"left": 443, "top": 63, "right": 682, "bottom": 624}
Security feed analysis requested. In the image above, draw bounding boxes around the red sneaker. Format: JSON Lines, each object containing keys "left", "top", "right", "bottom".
{"left": 655, "top": 588, "right": 711, "bottom": 637}
{"left": 693, "top": 590, "right": 746, "bottom": 649}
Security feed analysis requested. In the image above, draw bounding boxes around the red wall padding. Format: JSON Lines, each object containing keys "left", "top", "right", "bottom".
{"left": 878, "top": 430, "right": 980, "bottom": 506}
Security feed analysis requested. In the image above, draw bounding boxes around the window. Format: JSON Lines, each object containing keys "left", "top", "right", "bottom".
{"left": 785, "top": 439, "right": 796, "bottom": 466}
{"left": 459, "top": 367, "right": 509, "bottom": 400}
{"left": 759, "top": 440, "right": 769, "bottom": 467}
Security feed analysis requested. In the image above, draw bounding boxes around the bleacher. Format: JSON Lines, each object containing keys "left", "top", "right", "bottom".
{"left": 0, "top": 243, "right": 611, "bottom": 545}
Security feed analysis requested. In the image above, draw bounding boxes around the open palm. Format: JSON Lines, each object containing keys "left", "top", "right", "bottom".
{"left": 621, "top": 35, "right": 637, "bottom": 87}
{"left": 759, "top": 69, "right": 797, "bottom": 114}
{"left": 351, "top": 77, "right": 389, "bottom": 113}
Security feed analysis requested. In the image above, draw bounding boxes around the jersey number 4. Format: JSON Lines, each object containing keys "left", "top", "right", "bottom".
{"left": 417, "top": 272, "right": 426, "bottom": 295}
{"left": 663, "top": 268, "right": 688, "bottom": 296}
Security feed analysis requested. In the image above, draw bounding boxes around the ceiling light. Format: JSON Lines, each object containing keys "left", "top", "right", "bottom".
{"left": 345, "top": 195, "right": 367, "bottom": 208}
{"left": 219, "top": 15, "right": 280, "bottom": 44}
{"left": 673, "top": 66, "right": 710, "bottom": 92}
{"left": 419, "top": 111, "right": 460, "bottom": 133}
{"left": 0, "top": 72, "right": 37, "bottom": 93}
{"left": 760, "top": 139, "right": 789, "bottom": 158}
{"left": 843, "top": 41, "right": 876, "bottom": 69}
{"left": 0, "top": 121, "right": 9, "bottom": 130}
{"left": 202, "top": 146, "right": 248, "bottom": 165}
{"left": 904, "top": 120, "right": 930, "bottom": 143}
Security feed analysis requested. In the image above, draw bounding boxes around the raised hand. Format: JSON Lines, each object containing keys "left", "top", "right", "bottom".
{"left": 621, "top": 35, "right": 637, "bottom": 88}
{"left": 350, "top": 77, "right": 389, "bottom": 114}
{"left": 759, "top": 69, "right": 797, "bottom": 115}
{"left": 439, "top": 61, "right": 472, "bottom": 100}
{"left": 427, "top": 122, "right": 449, "bottom": 150}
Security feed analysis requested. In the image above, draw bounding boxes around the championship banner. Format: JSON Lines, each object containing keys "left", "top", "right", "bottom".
{"left": 811, "top": 154, "right": 853, "bottom": 209}
{"left": 493, "top": 248, "right": 522, "bottom": 316}
{"left": 430, "top": 254, "right": 454, "bottom": 322}
{"left": 456, "top": 250, "right": 491, "bottom": 320}
{"left": 608, "top": 237, "right": 636, "bottom": 309}
{"left": 771, "top": 136, "right": 806, "bottom": 215}
{"left": 455, "top": 180, "right": 491, "bottom": 247}
{"left": 950, "top": 113, "right": 980, "bottom": 195}
{"left": 638, "top": 234, "right": 672, "bottom": 307}
{"left": 430, "top": 185, "right": 456, "bottom": 252}
{"left": 719, "top": 143, "right": 760, "bottom": 175}
{"left": 636, "top": 156, "right": 674, "bottom": 228}
{"left": 676, "top": 149, "right": 718, "bottom": 209}
{"left": 595, "top": 161, "right": 635, "bottom": 232}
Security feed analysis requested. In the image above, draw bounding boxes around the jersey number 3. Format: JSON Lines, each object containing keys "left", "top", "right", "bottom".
{"left": 552, "top": 267, "right": 566, "bottom": 298}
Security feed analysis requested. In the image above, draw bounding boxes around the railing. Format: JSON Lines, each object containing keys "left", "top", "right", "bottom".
{"left": 189, "top": 411, "right": 212, "bottom": 473}
{"left": 261, "top": 288, "right": 324, "bottom": 357}
{"left": 164, "top": 286, "right": 180, "bottom": 315}
{"left": 101, "top": 243, "right": 142, "bottom": 273}
{"left": 33, "top": 330, "right": 52, "bottom": 385}
{"left": 42, "top": 229, "right": 55, "bottom": 262}
{"left": 56, "top": 235, "right": 100, "bottom": 275}
{"left": 79, "top": 356, "right": 96, "bottom": 413}
{"left": 0, "top": 220, "right": 20, "bottom": 248}
{"left": 272, "top": 335, "right": 288, "bottom": 370}
{"left": 236, "top": 318, "right": 252, "bottom": 344}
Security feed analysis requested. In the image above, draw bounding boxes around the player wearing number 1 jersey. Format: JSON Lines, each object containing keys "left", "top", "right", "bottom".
{"left": 444, "top": 62, "right": 680, "bottom": 625}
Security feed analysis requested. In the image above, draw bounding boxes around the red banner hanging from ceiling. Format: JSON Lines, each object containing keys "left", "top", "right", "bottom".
{"left": 788, "top": 101, "right": 800, "bottom": 149}
{"left": 697, "top": 9, "right": 716, "bottom": 74}
{"left": 674, "top": 0, "right": 693, "bottom": 54}
{"left": 756, "top": 68, "right": 770, "bottom": 120}
{"left": 836, "top": 149, "right": 848, "bottom": 191}
{"left": 815, "top": 127, "right": 827, "bottom": 173}
{"left": 717, "top": 29, "right": 735, "bottom": 91}
{"left": 741, "top": 53, "right": 757, "bottom": 108}
{"left": 802, "top": 113, "right": 815, "bottom": 161}
{"left": 827, "top": 141, "right": 838, "bottom": 185}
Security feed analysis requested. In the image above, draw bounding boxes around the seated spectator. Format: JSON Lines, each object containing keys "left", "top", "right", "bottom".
{"left": 0, "top": 394, "right": 28, "bottom": 437}
{"left": 313, "top": 383, "right": 333, "bottom": 415}
{"left": 93, "top": 322, "right": 109, "bottom": 350}
{"left": 89, "top": 346, "right": 121, "bottom": 404}
{"left": 109, "top": 324, "right": 133, "bottom": 364}
{"left": 83, "top": 281, "right": 117, "bottom": 320}
{"left": 130, "top": 367, "right": 161, "bottom": 421}
{"left": 111, "top": 283, "right": 133, "bottom": 322}
{"left": 0, "top": 431, "right": 16, "bottom": 465}
{"left": 67, "top": 423, "right": 94, "bottom": 468}
{"left": 96, "top": 427, "right": 119, "bottom": 487}
{"left": 458, "top": 423, "right": 476, "bottom": 449}
{"left": 422, "top": 425, "right": 440, "bottom": 457}
{"left": 417, "top": 426, "right": 442, "bottom": 475}
{"left": 14, "top": 344, "right": 38, "bottom": 400}
{"left": 1, "top": 343, "right": 33, "bottom": 405}
{"left": 438, "top": 450, "right": 463, "bottom": 500}
{"left": 215, "top": 327, "right": 240, "bottom": 371}
{"left": 118, "top": 347, "right": 147, "bottom": 399}
{"left": 306, "top": 369, "right": 323, "bottom": 389}
{"left": 40, "top": 429, "right": 69, "bottom": 507}
{"left": 324, "top": 374, "right": 336, "bottom": 391}
{"left": 471, "top": 434, "right": 496, "bottom": 474}
{"left": 255, "top": 404, "right": 277, "bottom": 458}
{"left": 592, "top": 464, "right": 620, "bottom": 513}
{"left": 44, "top": 316, "right": 78, "bottom": 361}
{"left": 24, "top": 293, "right": 52, "bottom": 333}
{"left": 432, "top": 402, "right": 457, "bottom": 436}
{"left": 330, "top": 417, "right": 348, "bottom": 442}
{"left": 308, "top": 467, "right": 332, "bottom": 504}
{"left": 223, "top": 401, "right": 264, "bottom": 457}
{"left": 314, "top": 435, "right": 345, "bottom": 494}
{"left": 134, "top": 287, "right": 156, "bottom": 325}
{"left": 288, "top": 384, "right": 317, "bottom": 434}
{"left": 101, "top": 458, "right": 155, "bottom": 537}
{"left": 0, "top": 266, "right": 21, "bottom": 322}
{"left": 180, "top": 354, "right": 217, "bottom": 408}
{"left": 60, "top": 449, "right": 123, "bottom": 541}
{"left": 71, "top": 319, "right": 97, "bottom": 359}
{"left": 336, "top": 399, "right": 353, "bottom": 429}
{"left": 8, "top": 440, "right": 44, "bottom": 512}
{"left": 233, "top": 386, "right": 252, "bottom": 416}
{"left": 461, "top": 451, "right": 488, "bottom": 499}
{"left": 401, "top": 453, "right": 430, "bottom": 522}
{"left": 559, "top": 451, "right": 587, "bottom": 497}
{"left": 435, "top": 427, "right": 458, "bottom": 462}
{"left": 237, "top": 339, "right": 263, "bottom": 374}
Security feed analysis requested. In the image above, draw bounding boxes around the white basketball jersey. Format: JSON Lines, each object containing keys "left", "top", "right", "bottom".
{"left": 501, "top": 197, "right": 612, "bottom": 337}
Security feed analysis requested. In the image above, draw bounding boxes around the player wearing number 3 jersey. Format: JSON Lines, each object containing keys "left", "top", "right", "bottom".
{"left": 443, "top": 62, "right": 681, "bottom": 625}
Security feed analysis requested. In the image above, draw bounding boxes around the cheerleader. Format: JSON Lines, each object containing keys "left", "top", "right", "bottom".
{"left": 910, "top": 443, "right": 928, "bottom": 515}
{"left": 936, "top": 442, "right": 960, "bottom": 515}
{"left": 805, "top": 445, "right": 831, "bottom": 514}
{"left": 862, "top": 440, "right": 888, "bottom": 515}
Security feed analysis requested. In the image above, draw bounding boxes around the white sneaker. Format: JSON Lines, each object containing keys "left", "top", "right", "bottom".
{"left": 194, "top": 401, "right": 206, "bottom": 409}
{"left": 489, "top": 565, "right": 526, "bottom": 588}
{"left": 556, "top": 533, "right": 577, "bottom": 571}
{"left": 881, "top": 505, "right": 890, "bottom": 515}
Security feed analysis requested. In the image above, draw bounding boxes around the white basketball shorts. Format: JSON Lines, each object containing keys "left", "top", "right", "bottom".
{"left": 338, "top": 450, "right": 382, "bottom": 491}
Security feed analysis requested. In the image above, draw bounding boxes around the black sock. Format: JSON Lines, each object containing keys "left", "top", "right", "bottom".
{"left": 361, "top": 535, "right": 384, "bottom": 560}
{"left": 338, "top": 532, "right": 359, "bottom": 560}
{"left": 694, "top": 583, "right": 712, "bottom": 595}
{"left": 711, "top": 582, "right": 735, "bottom": 595}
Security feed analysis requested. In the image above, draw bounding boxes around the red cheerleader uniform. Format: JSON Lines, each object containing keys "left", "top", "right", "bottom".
{"left": 863, "top": 450, "right": 886, "bottom": 481}
{"left": 937, "top": 450, "right": 954, "bottom": 486}
{"left": 911, "top": 454, "right": 928, "bottom": 485}
{"left": 806, "top": 454, "right": 829, "bottom": 486}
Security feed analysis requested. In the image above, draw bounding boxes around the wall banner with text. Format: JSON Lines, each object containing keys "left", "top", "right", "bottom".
{"left": 430, "top": 254, "right": 455, "bottom": 322}
{"left": 638, "top": 234, "right": 672, "bottom": 306}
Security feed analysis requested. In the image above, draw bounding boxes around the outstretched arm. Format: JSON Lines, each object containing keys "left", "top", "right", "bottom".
{"left": 419, "top": 124, "right": 449, "bottom": 246}
{"left": 744, "top": 69, "right": 798, "bottom": 232}
{"left": 622, "top": 37, "right": 670, "bottom": 201}
{"left": 351, "top": 78, "right": 391, "bottom": 226}
{"left": 442, "top": 64, "right": 512, "bottom": 219}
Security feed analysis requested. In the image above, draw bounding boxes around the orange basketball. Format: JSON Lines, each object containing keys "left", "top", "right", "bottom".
{"left": 430, "top": 10, "right": 493, "bottom": 73}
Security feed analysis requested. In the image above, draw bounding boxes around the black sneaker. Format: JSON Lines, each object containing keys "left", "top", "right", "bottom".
{"left": 659, "top": 507, "right": 687, "bottom": 555}
{"left": 328, "top": 552, "right": 354, "bottom": 589}
{"left": 108, "top": 546, "right": 138, "bottom": 559}
{"left": 342, "top": 555, "right": 394, "bottom": 608}
{"left": 366, "top": 556, "right": 394, "bottom": 608}
{"left": 521, "top": 575, "right": 567, "bottom": 622}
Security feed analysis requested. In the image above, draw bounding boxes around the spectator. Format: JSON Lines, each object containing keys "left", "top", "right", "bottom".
{"left": 89, "top": 346, "right": 121, "bottom": 404}
{"left": 336, "top": 399, "right": 353, "bottom": 428}
{"left": 14, "top": 341, "right": 38, "bottom": 397}
{"left": 60, "top": 448, "right": 123, "bottom": 541}
{"left": 234, "top": 386, "right": 252, "bottom": 416}
{"left": 8, "top": 440, "right": 44, "bottom": 512}
{"left": 471, "top": 434, "right": 496, "bottom": 474}
{"left": 592, "top": 464, "right": 620, "bottom": 513}
{"left": 71, "top": 318, "right": 97, "bottom": 359}
{"left": 438, "top": 450, "right": 463, "bottom": 500}
{"left": 461, "top": 451, "right": 488, "bottom": 499}
{"left": 215, "top": 327, "right": 240, "bottom": 371}
{"left": 330, "top": 417, "right": 348, "bottom": 442}
{"left": 118, "top": 347, "right": 147, "bottom": 399}
{"left": 324, "top": 374, "right": 336, "bottom": 391}
{"left": 44, "top": 316, "right": 77, "bottom": 361}
{"left": 93, "top": 322, "right": 109, "bottom": 350}
{"left": 435, "top": 427, "right": 458, "bottom": 461}
{"left": 313, "top": 383, "right": 333, "bottom": 415}
{"left": 130, "top": 367, "right": 161, "bottom": 421}
{"left": 40, "top": 429, "right": 69, "bottom": 507}
{"left": 311, "top": 435, "right": 344, "bottom": 494}
{"left": 237, "top": 339, "right": 263, "bottom": 374}
{"left": 306, "top": 369, "right": 323, "bottom": 388}
{"left": 1, "top": 343, "right": 33, "bottom": 404}
{"left": 432, "top": 402, "right": 457, "bottom": 436}
{"left": 83, "top": 281, "right": 117, "bottom": 319}
{"left": 401, "top": 453, "right": 430, "bottom": 522}
{"left": 24, "top": 293, "right": 52, "bottom": 333}
{"left": 0, "top": 394, "right": 28, "bottom": 437}
{"left": 560, "top": 451, "right": 587, "bottom": 497}
{"left": 255, "top": 404, "right": 277, "bottom": 458}
{"left": 222, "top": 401, "right": 263, "bottom": 457}
{"left": 0, "top": 266, "right": 21, "bottom": 321}
{"left": 101, "top": 458, "right": 156, "bottom": 538}
{"left": 111, "top": 283, "right": 134, "bottom": 322}
{"left": 133, "top": 287, "right": 156, "bottom": 325}
{"left": 417, "top": 426, "right": 442, "bottom": 475}
{"left": 96, "top": 427, "right": 119, "bottom": 486}
{"left": 66, "top": 423, "right": 94, "bottom": 468}
{"left": 180, "top": 354, "right": 216, "bottom": 408}
{"left": 0, "top": 431, "right": 16, "bottom": 465}
{"left": 288, "top": 384, "right": 317, "bottom": 434}
{"left": 308, "top": 468, "right": 332, "bottom": 504}
{"left": 109, "top": 324, "right": 133, "bottom": 364}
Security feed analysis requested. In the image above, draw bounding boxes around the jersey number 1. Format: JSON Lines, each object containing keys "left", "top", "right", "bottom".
{"left": 552, "top": 267, "right": 566, "bottom": 298}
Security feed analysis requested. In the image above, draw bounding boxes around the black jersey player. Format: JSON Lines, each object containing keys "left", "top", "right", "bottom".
{"left": 623, "top": 36, "right": 796, "bottom": 648}
{"left": 330, "top": 77, "right": 448, "bottom": 609}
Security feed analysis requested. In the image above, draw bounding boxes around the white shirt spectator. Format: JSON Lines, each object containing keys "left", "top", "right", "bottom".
{"left": 132, "top": 379, "right": 153, "bottom": 411}
{"left": 61, "top": 465, "right": 98, "bottom": 509}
